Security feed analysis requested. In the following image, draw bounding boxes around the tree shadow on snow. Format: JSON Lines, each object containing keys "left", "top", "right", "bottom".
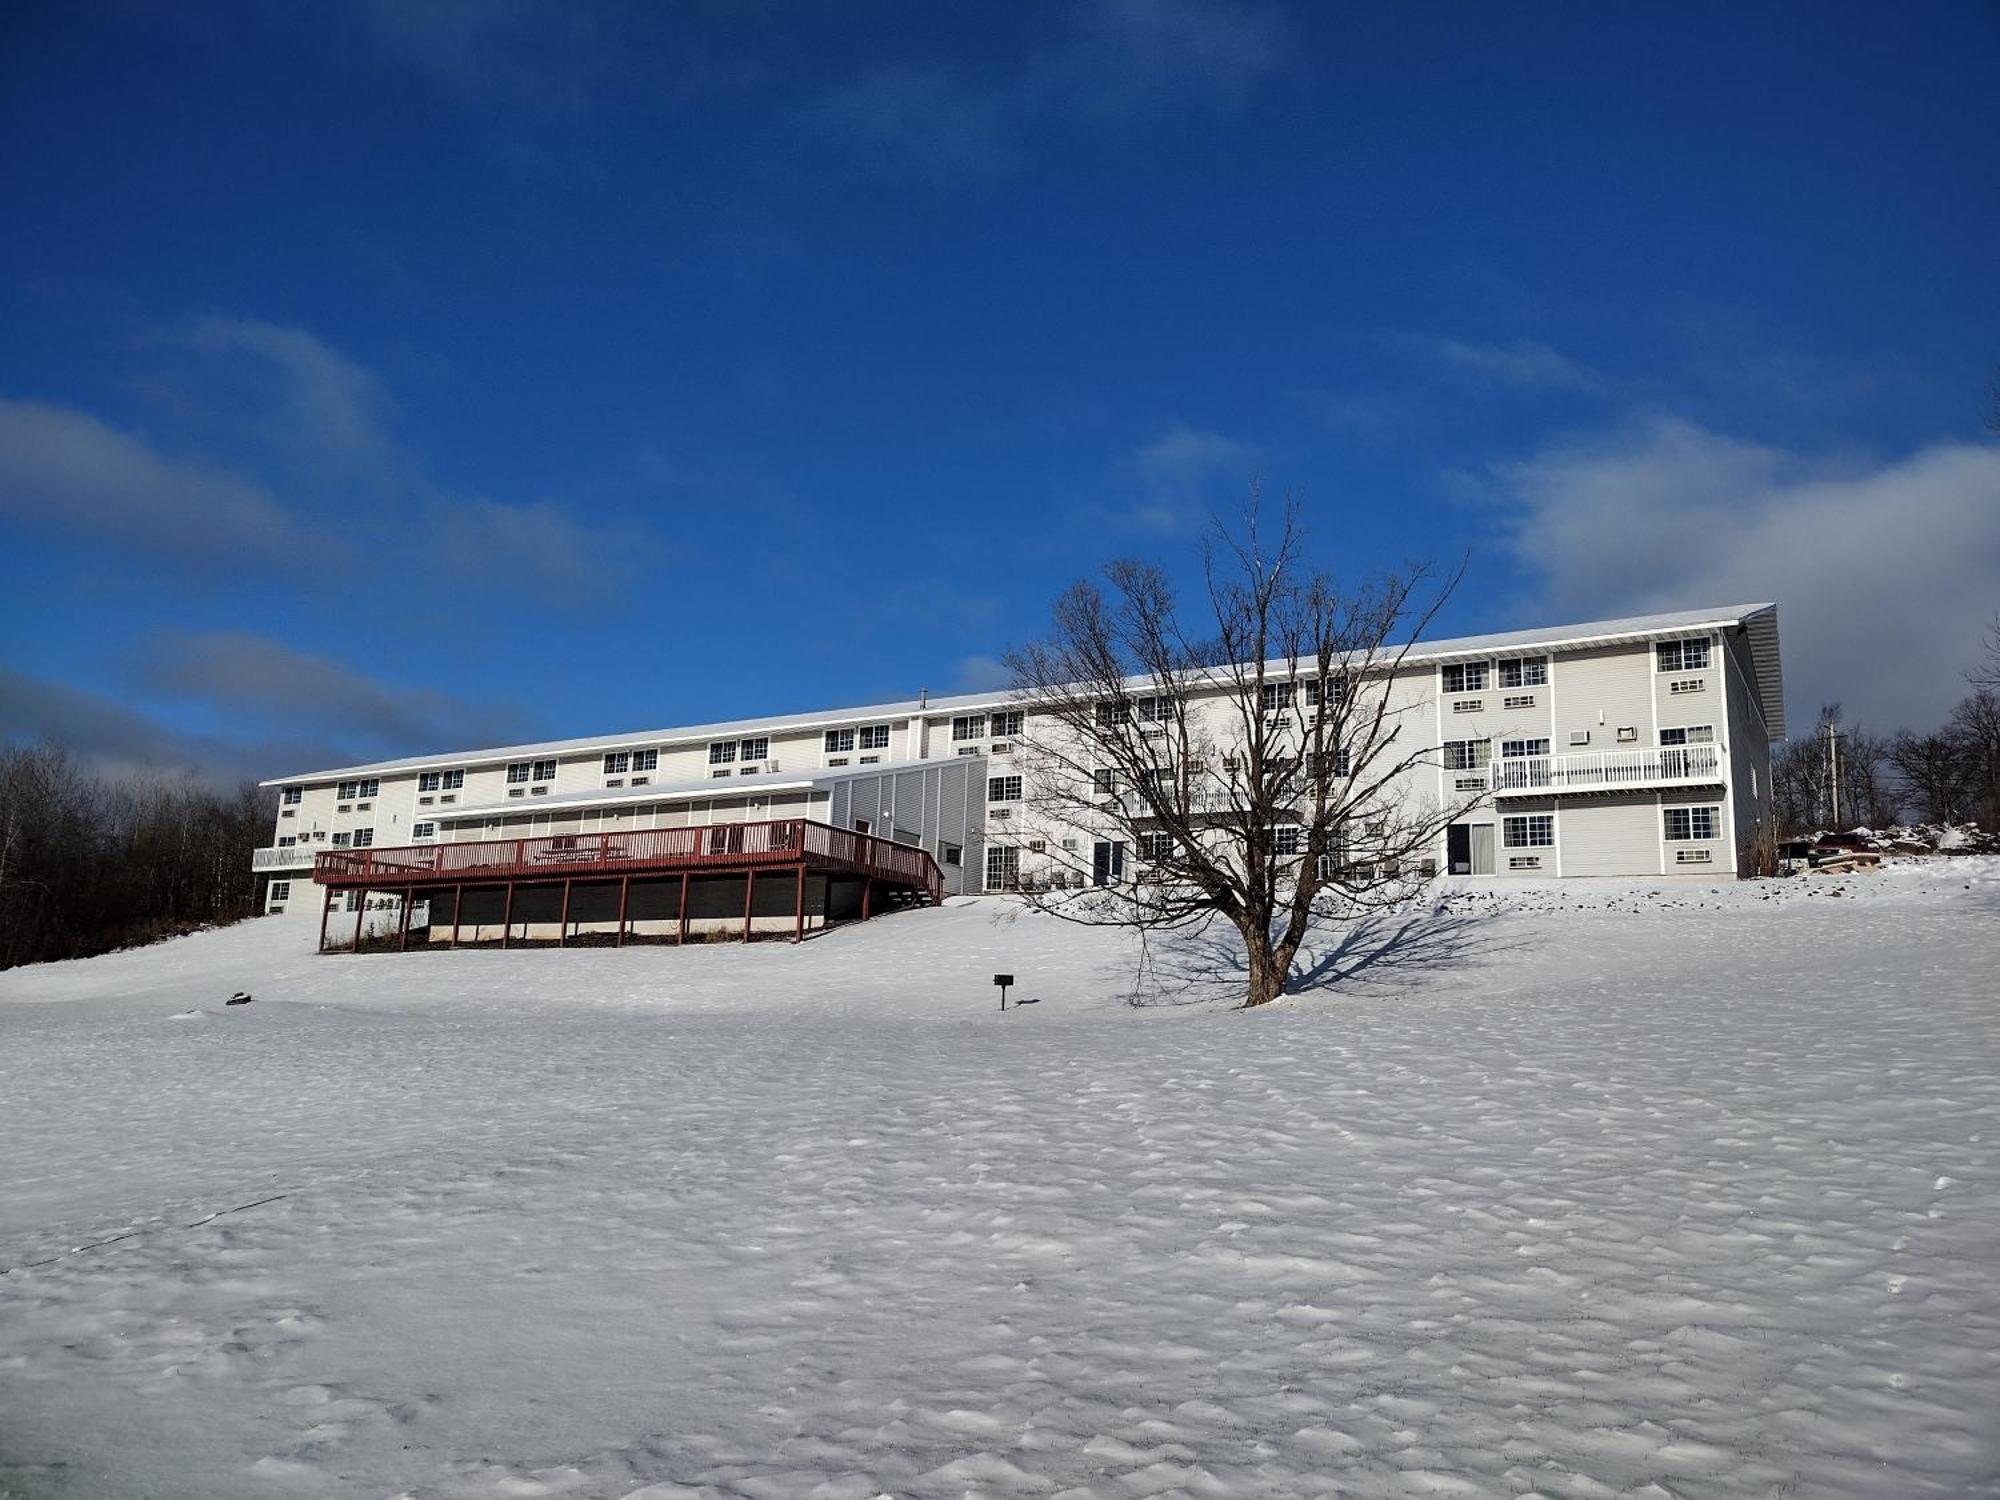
{"left": 1129, "top": 898, "right": 1524, "bottom": 1009}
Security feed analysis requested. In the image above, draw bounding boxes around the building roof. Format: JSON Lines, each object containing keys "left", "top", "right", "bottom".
{"left": 263, "top": 602, "right": 1784, "bottom": 784}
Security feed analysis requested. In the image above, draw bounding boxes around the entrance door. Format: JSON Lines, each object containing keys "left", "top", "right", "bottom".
{"left": 1469, "top": 823, "right": 1496, "bottom": 876}
{"left": 1447, "top": 824, "right": 1471, "bottom": 875}
{"left": 1092, "top": 840, "right": 1126, "bottom": 887}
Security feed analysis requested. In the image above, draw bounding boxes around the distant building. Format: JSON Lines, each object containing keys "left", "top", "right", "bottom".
{"left": 255, "top": 603, "right": 1784, "bottom": 948}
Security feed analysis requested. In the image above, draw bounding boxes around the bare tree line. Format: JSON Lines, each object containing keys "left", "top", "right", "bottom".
{"left": 0, "top": 743, "right": 275, "bottom": 969}
{"left": 1772, "top": 685, "right": 2000, "bottom": 834}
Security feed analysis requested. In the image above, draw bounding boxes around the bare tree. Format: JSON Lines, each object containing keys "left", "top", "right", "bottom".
{"left": 1002, "top": 502, "right": 1474, "bottom": 1009}
{"left": 1949, "top": 688, "right": 2000, "bottom": 830}
{"left": 1971, "top": 612, "right": 2000, "bottom": 691}
{"left": 1887, "top": 729, "right": 1971, "bottom": 826}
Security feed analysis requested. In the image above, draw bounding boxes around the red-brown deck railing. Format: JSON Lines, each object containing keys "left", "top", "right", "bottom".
{"left": 314, "top": 817, "right": 943, "bottom": 905}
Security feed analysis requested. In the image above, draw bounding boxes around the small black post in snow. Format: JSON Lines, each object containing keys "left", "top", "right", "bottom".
{"left": 994, "top": 973, "right": 1013, "bottom": 1011}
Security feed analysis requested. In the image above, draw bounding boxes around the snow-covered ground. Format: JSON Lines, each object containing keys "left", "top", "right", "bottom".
{"left": 3, "top": 863, "right": 1998, "bottom": 1499}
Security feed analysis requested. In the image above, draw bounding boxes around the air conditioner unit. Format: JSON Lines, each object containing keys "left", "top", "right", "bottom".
{"left": 1569, "top": 730, "right": 1590, "bottom": 746}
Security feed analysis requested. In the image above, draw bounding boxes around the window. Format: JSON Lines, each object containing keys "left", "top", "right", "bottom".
{"left": 1134, "top": 766, "right": 1167, "bottom": 793}
{"left": 1660, "top": 725, "right": 1715, "bottom": 746}
{"left": 952, "top": 715, "right": 987, "bottom": 741}
{"left": 1260, "top": 682, "right": 1295, "bottom": 712}
{"left": 1092, "top": 767, "right": 1116, "bottom": 794}
{"left": 711, "top": 768, "right": 733, "bottom": 779}
{"left": 1508, "top": 856, "right": 1542, "bottom": 870}
{"left": 1669, "top": 678, "right": 1704, "bottom": 695}
{"left": 824, "top": 728, "right": 856, "bottom": 753}
{"left": 859, "top": 755, "right": 880, "bottom": 765}
{"left": 268, "top": 879, "right": 292, "bottom": 902}
{"left": 1135, "top": 696, "right": 1178, "bottom": 724}
{"left": 988, "top": 775, "right": 1023, "bottom": 802}
{"left": 1442, "top": 662, "right": 1488, "bottom": 694}
{"left": 708, "top": 741, "right": 737, "bottom": 765}
{"left": 1273, "top": 825, "right": 1302, "bottom": 856}
{"left": 1312, "top": 747, "right": 1352, "bottom": 778}
{"left": 1094, "top": 700, "right": 1128, "bottom": 729}
{"left": 281, "top": 786, "right": 301, "bottom": 805}
{"left": 280, "top": 809, "right": 295, "bottom": 818}
{"left": 277, "top": 835, "right": 297, "bottom": 847}
{"left": 1657, "top": 638, "right": 1711, "bottom": 673}
{"left": 528, "top": 761, "right": 553, "bottom": 782}
{"left": 991, "top": 711, "right": 1023, "bottom": 738}
{"left": 1499, "top": 657, "right": 1548, "bottom": 688}
{"left": 941, "top": 843, "right": 963, "bottom": 866}
{"left": 1504, "top": 814, "right": 1554, "bottom": 848}
{"left": 1503, "top": 694, "right": 1536, "bottom": 710}
{"left": 1442, "top": 739, "right": 1491, "bottom": 771}
{"left": 412, "top": 822, "right": 436, "bottom": 839}
{"left": 1303, "top": 675, "right": 1348, "bottom": 709}
{"left": 858, "top": 724, "right": 890, "bottom": 750}
{"left": 1501, "top": 738, "right": 1550, "bottom": 758}
{"left": 602, "top": 752, "right": 630, "bottom": 774}
{"left": 826, "top": 757, "right": 849, "bottom": 768}
{"left": 985, "top": 845, "right": 1020, "bottom": 890}
{"left": 1676, "top": 847, "right": 1713, "bottom": 864}
{"left": 744, "top": 740, "right": 772, "bottom": 764}
{"left": 418, "top": 769, "right": 464, "bottom": 792}
{"left": 351, "top": 828, "right": 374, "bottom": 847}
{"left": 1663, "top": 806, "right": 1720, "bottom": 841}
{"left": 332, "top": 831, "right": 352, "bottom": 846}
{"left": 441, "top": 794, "right": 456, "bottom": 804}
{"left": 1451, "top": 699, "right": 1483, "bottom": 713}
{"left": 1138, "top": 831, "right": 1173, "bottom": 862}
{"left": 507, "top": 763, "right": 533, "bottom": 783}
{"left": 337, "top": 779, "right": 371, "bottom": 800}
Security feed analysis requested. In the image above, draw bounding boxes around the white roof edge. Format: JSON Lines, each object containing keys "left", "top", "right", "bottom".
{"left": 262, "top": 603, "right": 1779, "bottom": 785}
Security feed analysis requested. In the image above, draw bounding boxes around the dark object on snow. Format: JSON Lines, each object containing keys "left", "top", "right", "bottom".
{"left": 1014, "top": 996, "right": 1042, "bottom": 1007}
{"left": 994, "top": 973, "right": 1013, "bottom": 1010}
{"left": 226, "top": 991, "right": 253, "bottom": 1006}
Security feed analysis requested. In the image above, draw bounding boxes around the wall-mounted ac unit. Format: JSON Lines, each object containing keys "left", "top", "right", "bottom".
{"left": 1569, "top": 730, "right": 1590, "bottom": 746}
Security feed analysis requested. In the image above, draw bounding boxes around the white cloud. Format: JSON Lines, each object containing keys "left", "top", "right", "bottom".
{"left": 956, "top": 655, "right": 1013, "bottom": 693}
{"left": 1429, "top": 338, "right": 1607, "bottom": 394}
{"left": 182, "top": 315, "right": 397, "bottom": 475}
{"left": 1117, "top": 423, "right": 1262, "bottom": 532}
{"left": 1484, "top": 415, "right": 2000, "bottom": 730}
{"left": 0, "top": 398, "right": 308, "bottom": 565}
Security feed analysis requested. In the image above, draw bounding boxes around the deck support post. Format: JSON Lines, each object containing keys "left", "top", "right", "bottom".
{"left": 862, "top": 877, "right": 872, "bottom": 922}
{"left": 559, "top": 879, "right": 572, "bottom": 947}
{"left": 450, "top": 883, "right": 463, "bottom": 948}
{"left": 501, "top": 881, "right": 515, "bottom": 949}
{"left": 351, "top": 887, "right": 367, "bottom": 954}
{"left": 743, "top": 870, "right": 755, "bottom": 943}
{"left": 318, "top": 884, "right": 333, "bottom": 954}
{"left": 677, "top": 872, "right": 690, "bottom": 945}
{"left": 398, "top": 886, "right": 413, "bottom": 951}
{"left": 616, "top": 875, "right": 630, "bottom": 948}
{"left": 794, "top": 865, "right": 805, "bottom": 943}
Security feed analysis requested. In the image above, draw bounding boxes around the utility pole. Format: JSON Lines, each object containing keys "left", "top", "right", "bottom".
{"left": 1825, "top": 720, "right": 1843, "bottom": 829}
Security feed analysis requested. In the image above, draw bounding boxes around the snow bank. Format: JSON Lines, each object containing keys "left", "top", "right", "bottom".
{"left": 3, "top": 863, "right": 1998, "bottom": 1497}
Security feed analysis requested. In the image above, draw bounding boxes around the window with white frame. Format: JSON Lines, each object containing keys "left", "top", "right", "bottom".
{"left": 1442, "top": 662, "right": 1488, "bottom": 694}
{"left": 824, "top": 728, "right": 856, "bottom": 753}
{"left": 352, "top": 828, "right": 374, "bottom": 847}
{"left": 281, "top": 786, "right": 301, "bottom": 805}
{"left": 858, "top": 724, "right": 890, "bottom": 749}
{"left": 952, "top": 714, "right": 987, "bottom": 741}
{"left": 1669, "top": 678, "right": 1704, "bottom": 695}
{"left": 1303, "top": 675, "right": 1347, "bottom": 708}
{"left": 1498, "top": 657, "right": 1548, "bottom": 688}
{"left": 991, "top": 710, "right": 1023, "bottom": 738}
{"left": 1659, "top": 725, "right": 1715, "bottom": 746}
{"left": 985, "top": 845, "right": 1020, "bottom": 889}
{"left": 739, "top": 739, "right": 767, "bottom": 763}
{"left": 1503, "top": 814, "right": 1554, "bottom": 847}
{"left": 277, "top": 834, "right": 297, "bottom": 847}
{"left": 1273, "top": 825, "right": 1302, "bottom": 856}
{"left": 418, "top": 769, "right": 464, "bottom": 792}
{"left": 412, "top": 822, "right": 436, "bottom": 839}
{"left": 1503, "top": 694, "right": 1536, "bottom": 710}
{"left": 1138, "top": 831, "right": 1173, "bottom": 862}
{"left": 270, "top": 880, "right": 291, "bottom": 901}
{"left": 603, "top": 751, "right": 630, "bottom": 774}
{"left": 332, "top": 831, "right": 352, "bottom": 846}
{"left": 941, "top": 843, "right": 962, "bottom": 866}
{"left": 633, "top": 749, "right": 657, "bottom": 772}
{"left": 1260, "top": 682, "right": 1295, "bottom": 712}
{"left": 1657, "top": 638, "right": 1711, "bottom": 673}
{"left": 1312, "top": 747, "right": 1352, "bottom": 777}
{"left": 1663, "top": 806, "right": 1719, "bottom": 841}
{"left": 710, "top": 767, "right": 732, "bottom": 779}
{"left": 337, "top": 779, "right": 378, "bottom": 800}
{"left": 1092, "top": 767, "right": 1116, "bottom": 793}
{"left": 1442, "top": 738, "right": 1491, "bottom": 771}
{"left": 707, "top": 741, "right": 737, "bottom": 765}
{"left": 1501, "top": 737, "right": 1550, "bottom": 758}
{"left": 988, "top": 775, "right": 1023, "bottom": 801}
{"left": 1135, "top": 695, "right": 1178, "bottom": 724}
{"left": 1094, "top": 700, "right": 1128, "bottom": 728}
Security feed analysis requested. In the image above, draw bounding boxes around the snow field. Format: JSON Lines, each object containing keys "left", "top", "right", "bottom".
{"left": 2, "top": 861, "right": 1998, "bottom": 1498}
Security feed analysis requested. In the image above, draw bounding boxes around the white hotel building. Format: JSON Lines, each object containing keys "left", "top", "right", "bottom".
{"left": 255, "top": 603, "right": 1785, "bottom": 948}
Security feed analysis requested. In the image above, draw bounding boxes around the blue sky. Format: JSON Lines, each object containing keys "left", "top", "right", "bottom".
{"left": 3, "top": 0, "right": 1997, "bottom": 782}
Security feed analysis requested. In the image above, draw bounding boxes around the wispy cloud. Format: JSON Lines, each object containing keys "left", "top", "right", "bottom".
{"left": 1479, "top": 414, "right": 2000, "bottom": 729}
{"left": 1427, "top": 337, "right": 1608, "bottom": 394}
{"left": 123, "top": 631, "right": 534, "bottom": 752}
{"left": 1115, "top": 422, "right": 1262, "bottom": 532}
{"left": 179, "top": 314, "right": 399, "bottom": 477}
{"left": 0, "top": 398, "right": 311, "bottom": 566}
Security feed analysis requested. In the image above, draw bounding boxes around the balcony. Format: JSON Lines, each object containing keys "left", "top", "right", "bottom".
{"left": 252, "top": 845, "right": 317, "bottom": 871}
{"left": 1491, "top": 743, "right": 1724, "bottom": 796}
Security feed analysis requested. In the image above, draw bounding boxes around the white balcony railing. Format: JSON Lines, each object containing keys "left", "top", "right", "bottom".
{"left": 1492, "top": 743, "right": 1724, "bottom": 795}
{"left": 252, "top": 845, "right": 317, "bottom": 871}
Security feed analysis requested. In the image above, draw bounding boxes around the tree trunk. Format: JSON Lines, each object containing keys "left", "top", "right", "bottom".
{"left": 1242, "top": 931, "right": 1288, "bottom": 1007}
